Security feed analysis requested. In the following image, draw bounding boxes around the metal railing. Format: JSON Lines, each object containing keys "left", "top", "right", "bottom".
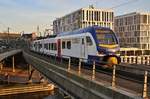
{"left": 0, "top": 84, "right": 54, "bottom": 96}
{"left": 121, "top": 55, "right": 150, "bottom": 65}
{"left": 29, "top": 50, "right": 150, "bottom": 98}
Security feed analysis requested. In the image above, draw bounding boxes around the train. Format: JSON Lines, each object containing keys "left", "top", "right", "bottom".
{"left": 30, "top": 26, "right": 121, "bottom": 67}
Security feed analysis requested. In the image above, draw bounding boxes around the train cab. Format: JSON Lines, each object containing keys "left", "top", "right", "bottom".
{"left": 95, "top": 28, "right": 120, "bottom": 65}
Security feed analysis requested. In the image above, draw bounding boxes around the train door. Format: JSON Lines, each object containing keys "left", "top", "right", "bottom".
{"left": 85, "top": 36, "right": 93, "bottom": 54}
{"left": 57, "top": 39, "right": 61, "bottom": 57}
{"left": 37, "top": 42, "right": 40, "bottom": 52}
{"left": 81, "top": 38, "right": 85, "bottom": 58}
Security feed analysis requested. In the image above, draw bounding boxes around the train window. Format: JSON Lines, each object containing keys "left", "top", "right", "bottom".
{"left": 82, "top": 38, "right": 84, "bottom": 44}
{"left": 46, "top": 44, "right": 47, "bottom": 50}
{"left": 62, "top": 41, "right": 65, "bottom": 49}
{"left": 51, "top": 43, "right": 53, "bottom": 50}
{"left": 51, "top": 43, "right": 54, "bottom": 50}
{"left": 44, "top": 44, "right": 46, "bottom": 49}
{"left": 44, "top": 44, "right": 48, "bottom": 50}
{"left": 86, "top": 36, "right": 93, "bottom": 46}
{"left": 96, "top": 29, "right": 118, "bottom": 44}
{"left": 49, "top": 43, "right": 51, "bottom": 50}
{"left": 39, "top": 44, "right": 42, "bottom": 49}
{"left": 54, "top": 43, "right": 57, "bottom": 50}
{"left": 67, "top": 41, "right": 71, "bottom": 49}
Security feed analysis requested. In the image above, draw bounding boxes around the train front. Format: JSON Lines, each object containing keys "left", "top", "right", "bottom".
{"left": 95, "top": 28, "right": 120, "bottom": 66}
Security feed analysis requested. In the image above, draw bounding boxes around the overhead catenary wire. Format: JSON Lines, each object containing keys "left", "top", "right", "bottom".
{"left": 0, "top": 21, "right": 21, "bottom": 33}
{"left": 110, "top": 0, "right": 140, "bottom": 9}
{"left": 90, "top": 0, "right": 140, "bottom": 10}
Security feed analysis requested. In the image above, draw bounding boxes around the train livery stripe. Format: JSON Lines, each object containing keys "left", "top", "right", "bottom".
{"left": 99, "top": 44, "right": 118, "bottom": 49}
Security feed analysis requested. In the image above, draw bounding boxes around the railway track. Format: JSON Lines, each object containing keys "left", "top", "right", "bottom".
{"left": 24, "top": 50, "right": 150, "bottom": 97}
{"left": 80, "top": 64, "right": 150, "bottom": 91}
{"left": 26, "top": 50, "right": 149, "bottom": 84}
{"left": 119, "top": 63, "right": 150, "bottom": 72}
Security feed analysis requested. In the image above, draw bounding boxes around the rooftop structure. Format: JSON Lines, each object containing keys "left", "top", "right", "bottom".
{"left": 53, "top": 6, "right": 114, "bottom": 34}
{"left": 0, "top": 33, "right": 21, "bottom": 39}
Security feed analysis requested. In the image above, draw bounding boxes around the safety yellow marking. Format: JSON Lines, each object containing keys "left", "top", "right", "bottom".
{"left": 99, "top": 44, "right": 118, "bottom": 49}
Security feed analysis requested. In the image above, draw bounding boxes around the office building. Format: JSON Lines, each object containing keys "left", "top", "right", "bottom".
{"left": 53, "top": 6, "right": 114, "bottom": 34}
{"left": 114, "top": 12, "right": 150, "bottom": 50}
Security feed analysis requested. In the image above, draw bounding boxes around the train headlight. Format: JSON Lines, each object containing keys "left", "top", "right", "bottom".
{"left": 97, "top": 52, "right": 105, "bottom": 56}
{"left": 107, "top": 49, "right": 116, "bottom": 52}
{"left": 108, "top": 57, "right": 118, "bottom": 65}
{"left": 98, "top": 51, "right": 104, "bottom": 54}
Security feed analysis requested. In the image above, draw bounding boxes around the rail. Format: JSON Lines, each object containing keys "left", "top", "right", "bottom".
{"left": 26, "top": 50, "right": 149, "bottom": 98}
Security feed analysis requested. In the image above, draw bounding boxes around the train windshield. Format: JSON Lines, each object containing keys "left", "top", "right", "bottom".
{"left": 96, "top": 29, "right": 118, "bottom": 45}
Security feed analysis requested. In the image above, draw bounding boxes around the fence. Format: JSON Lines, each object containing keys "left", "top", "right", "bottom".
{"left": 29, "top": 50, "right": 150, "bottom": 98}
{"left": 121, "top": 55, "right": 150, "bottom": 65}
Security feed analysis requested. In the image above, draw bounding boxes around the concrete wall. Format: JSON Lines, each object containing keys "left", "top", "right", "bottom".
{"left": 23, "top": 51, "right": 142, "bottom": 99}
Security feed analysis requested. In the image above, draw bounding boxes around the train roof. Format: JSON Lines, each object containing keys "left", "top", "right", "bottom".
{"left": 57, "top": 26, "right": 111, "bottom": 37}
{"left": 36, "top": 35, "right": 57, "bottom": 40}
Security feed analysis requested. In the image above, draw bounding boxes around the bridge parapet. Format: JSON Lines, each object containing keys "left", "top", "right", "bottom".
{"left": 0, "top": 49, "right": 22, "bottom": 61}
{"left": 23, "top": 51, "right": 142, "bottom": 99}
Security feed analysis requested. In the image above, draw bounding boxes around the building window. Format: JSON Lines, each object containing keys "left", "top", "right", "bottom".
{"left": 111, "top": 12, "right": 114, "bottom": 21}
{"left": 89, "top": 11, "right": 91, "bottom": 21}
{"left": 137, "top": 25, "right": 140, "bottom": 30}
{"left": 142, "top": 15, "right": 147, "bottom": 23}
{"left": 92, "top": 11, "right": 93, "bottom": 21}
{"left": 94, "top": 11, "right": 96, "bottom": 21}
{"left": 104, "top": 12, "right": 107, "bottom": 21}
{"left": 82, "top": 10, "right": 84, "bottom": 20}
{"left": 102, "top": 12, "right": 104, "bottom": 21}
{"left": 67, "top": 41, "right": 71, "bottom": 49}
{"left": 97, "top": 11, "right": 99, "bottom": 21}
{"left": 86, "top": 11, "right": 88, "bottom": 21}
{"left": 134, "top": 15, "right": 136, "bottom": 24}
{"left": 149, "top": 16, "right": 150, "bottom": 23}
{"left": 106, "top": 12, "right": 108, "bottom": 22}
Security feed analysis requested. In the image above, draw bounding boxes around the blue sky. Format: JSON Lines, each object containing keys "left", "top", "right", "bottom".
{"left": 0, "top": 0, "right": 150, "bottom": 33}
